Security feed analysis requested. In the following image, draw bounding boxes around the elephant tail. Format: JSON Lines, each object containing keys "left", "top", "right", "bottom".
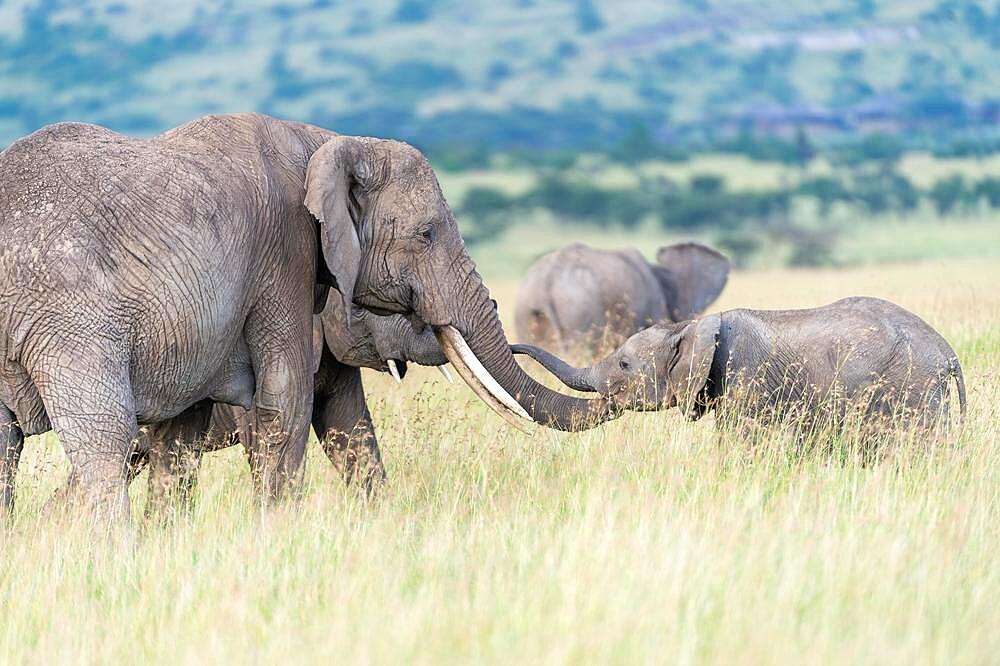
{"left": 949, "top": 357, "right": 967, "bottom": 426}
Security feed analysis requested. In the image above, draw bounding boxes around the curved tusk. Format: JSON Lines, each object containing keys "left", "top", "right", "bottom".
{"left": 437, "top": 365, "right": 454, "bottom": 384}
{"left": 387, "top": 359, "right": 402, "bottom": 384}
{"left": 434, "top": 326, "right": 531, "bottom": 420}
{"left": 434, "top": 328, "right": 534, "bottom": 434}
{"left": 438, "top": 342, "right": 531, "bottom": 432}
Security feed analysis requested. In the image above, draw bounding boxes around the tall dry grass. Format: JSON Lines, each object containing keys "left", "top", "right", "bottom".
{"left": 0, "top": 258, "right": 997, "bottom": 664}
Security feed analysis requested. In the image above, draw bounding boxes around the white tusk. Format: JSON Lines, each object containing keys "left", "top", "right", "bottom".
{"left": 437, "top": 365, "right": 454, "bottom": 383}
{"left": 434, "top": 326, "right": 532, "bottom": 421}
{"left": 387, "top": 359, "right": 402, "bottom": 384}
{"left": 434, "top": 328, "right": 533, "bottom": 434}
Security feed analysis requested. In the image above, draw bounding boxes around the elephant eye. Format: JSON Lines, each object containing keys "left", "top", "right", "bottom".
{"left": 619, "top": 358, "right": 630, "bottom": 371}
{"left": 416, "top": 224, "right": 434, "bottom": 242}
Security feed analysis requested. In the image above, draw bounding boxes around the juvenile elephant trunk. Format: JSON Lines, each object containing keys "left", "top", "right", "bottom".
{"left": 432, "top": 274, "right": 617, "bottom": 432}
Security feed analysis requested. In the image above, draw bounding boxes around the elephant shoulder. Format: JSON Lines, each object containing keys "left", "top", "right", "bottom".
{"left": 1, "top": 122, "right": 124, "bottom": 172}
{"left": 4, "top": 122, "right": 120, "bottom": 152}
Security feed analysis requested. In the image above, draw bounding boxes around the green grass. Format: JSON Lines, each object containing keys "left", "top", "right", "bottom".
{"left": 440, "top": 153, "right": 1000, "bottom": 278}
{"left": 438, "top": 153, "right": 1000, "bottom": 200}
{"left": 464, "top": 213, "right": 1000, "bottom": 279}
{"left": 1, "top": 259, "right": 998, "bottom": 664}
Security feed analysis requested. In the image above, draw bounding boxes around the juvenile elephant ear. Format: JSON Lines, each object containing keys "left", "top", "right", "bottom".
{"left": 304, "top": 136, "right": 378, "bottom": 328}
{"left": 668, "top": 313, "right": 721, "bottom": 420}
{"left": 654, "top": 242, "right": 731, "bottom": 321}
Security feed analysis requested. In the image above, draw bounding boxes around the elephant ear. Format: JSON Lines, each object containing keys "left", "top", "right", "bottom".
{"left": 668, "top": 314, "right": 721, "bottom": 420}
{"left": 653, "top": 242, "right": 731, "bottom": 321}
{"left": 304, "top": 136, "right": 381, "bottom": 328}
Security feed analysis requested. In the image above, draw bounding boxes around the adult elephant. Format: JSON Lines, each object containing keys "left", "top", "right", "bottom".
{"left": 138, "top": 295, "right": 451, "bottom": 508}
{"left": 0, "top": 113, "right": 612, "bottom": 522}
{"left": 514, "top": 242, "right": 730, "bottom": 360}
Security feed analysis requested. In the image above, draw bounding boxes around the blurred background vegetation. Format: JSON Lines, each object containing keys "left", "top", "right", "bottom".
{"left": 2, "top": 0, "right": 999, "bottom": 274}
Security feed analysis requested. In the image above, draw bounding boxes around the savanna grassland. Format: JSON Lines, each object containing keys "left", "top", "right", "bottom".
{"left": 1, "top": 258, "right": 997, "bottom": 664}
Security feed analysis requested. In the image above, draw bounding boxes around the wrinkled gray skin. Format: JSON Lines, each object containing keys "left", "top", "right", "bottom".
{"left": 135, "top": 294, "right": 448, "bottom": 507}
{"left": 0, "top": 113, "right": 610, "bottom": 521}
{"left": 514, "top": 297, "right": 967, "bottom": 435}
{"left": 515, "top": 242, "right": 730, "bottom": 360}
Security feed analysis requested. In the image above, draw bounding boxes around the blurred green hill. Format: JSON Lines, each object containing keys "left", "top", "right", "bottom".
{"left": 2, "top": 0, "right": 1000, "bottom": 155}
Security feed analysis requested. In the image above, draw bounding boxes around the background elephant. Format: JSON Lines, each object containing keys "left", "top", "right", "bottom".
{"left": 0, "top": 113, "right": 610, "bottom": 521}
{"left": 137, "top": 296, "right": 449, "bottom": 507}
{"left": 514, "top": 241, "right": 730, "bottom": 360}
{"left": 513, "top": 297, "right": 966, "bottom": 437}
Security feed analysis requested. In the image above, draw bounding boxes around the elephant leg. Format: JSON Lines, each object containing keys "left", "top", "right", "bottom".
{"left": 39, "top": 354, "right": 138, "bottom": 525}
{"left": 313, "top": 359, "right": 384, "bottom": 496}
{"left": 0, "top": 402, "right": 24, "bottom": 517}
{"left": 144, "top": 401, "right": 213, "bottom": 516}
{"left": 243, "top": 337, "right": 313, "bottom": 502}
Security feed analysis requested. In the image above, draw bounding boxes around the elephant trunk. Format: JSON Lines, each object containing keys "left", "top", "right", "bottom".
{"left": 509, "top": 344, "right": 600, "bottom": 393}
{"left": 430, "top": 263, "right": 618, "bottom": 432}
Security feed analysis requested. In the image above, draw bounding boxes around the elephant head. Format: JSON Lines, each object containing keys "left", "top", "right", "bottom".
{"left": 304, "top": 136, "right": 615, "bottom": 431}
{"left": 652, "top": 243, "right": 730, "bottom": 321}
{"left": 512, "top": 314, "right": 721, "bottom": 419}
{"left": 318, "top": 294, "right": 448, "bottom": 381}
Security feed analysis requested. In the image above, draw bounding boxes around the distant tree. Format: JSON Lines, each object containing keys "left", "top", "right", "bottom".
{"left": 690, "top": 174, "right": 725, "bottom": 195}
{"left": 615, "top": 123, "right": 662, "bottom": 161}
{"left": 460, "top": 187, "right": 515, "bottom": 245}
{"left": 530, "top": 176, "right": 611, "bottom": 225}
{"left": 838, "top": 132, "right": 904, "bottom": 166}
{"left": 929, "top": 175, "right": 968, "bottom": 216}
{"left": 793, "top": 127, "right": 816, "bottom": 166}
{"left": 851, "top": 173, "right": 893, "bottom": 215}
{"left": 887, "top": 171, "right": 920, "bottom": 212}
{"left": 461, "top": 187, "right": 511, "bottom": 218}
{"left": 975, "top": 177, "right": 1000, "bottom": 207}
{"left": 575, "top": 0, "right": 605, "bottom": 33}
{"left": 798, "top": 176, "right": 849, "bottom": 217}
{"left": 714, "top": 232, "right": 761, "bottom": 269}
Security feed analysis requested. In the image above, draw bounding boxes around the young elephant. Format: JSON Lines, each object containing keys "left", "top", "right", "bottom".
{"left": 513, "top": 297, "right": 967, "bottom": 437}
{"left": 135, "top": 298, "right": 450, "bottom": 507}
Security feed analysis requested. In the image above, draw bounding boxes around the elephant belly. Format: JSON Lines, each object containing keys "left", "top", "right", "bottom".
{"left": 130, "top": 300, "right": 255, "bottom": 424}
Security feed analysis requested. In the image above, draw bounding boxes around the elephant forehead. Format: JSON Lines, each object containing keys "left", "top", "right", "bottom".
{"left": 393, "top": 187, "right": 443, "bottom": 214}
{"left": 621, "top": 328, "right": 673, "bottom": 361}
